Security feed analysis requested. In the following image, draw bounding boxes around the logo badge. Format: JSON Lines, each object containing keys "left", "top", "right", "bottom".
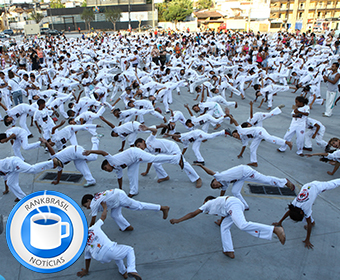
{"left": 6, "top": 190, "right": 88, "bottom": 273}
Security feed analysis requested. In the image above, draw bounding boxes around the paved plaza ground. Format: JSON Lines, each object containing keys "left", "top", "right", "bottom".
{"left": 0, "top": 49, "right": 339, "bottom": 279}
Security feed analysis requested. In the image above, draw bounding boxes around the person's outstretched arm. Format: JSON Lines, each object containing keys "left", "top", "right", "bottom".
{"left": 99, "top": 116, "right": 115, "bottom": 129}
{"left": 272, "top": 210, "right": 290, "bottom": 227}
{"left": 184, "top": 104, "right": 193, "bottom": 116}
{"left": 170, "top": 209, "right": 202, "bottom": 224}
{"left": 193, "top": 163, "right": 216, "bottom": 175}
{"left": 83, "top": 150, "right": 109, "bottom": 156}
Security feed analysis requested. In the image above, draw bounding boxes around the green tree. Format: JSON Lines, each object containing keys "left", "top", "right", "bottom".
{"left": 156, "top": 2, "right": 168, "bottom": 22}
{"left": 50, "top": 0, "right": 65, "bottom": 9}
{"left": 81, "top": 0, "right": 87, "bottom": 7}
{"left": 197, "top": 0, "right": 212, "bottom": 10}
{"left": 31, "top": 10, "right": 44, "bottom": 23}
{"left": 81, "top": 8, "right": 95, "bottom": 31}
{"left": 163, "top": 0, "right": 193, "bottom": 27}
{"left": 104, "top": 7, "right": 122, "bottom": 31}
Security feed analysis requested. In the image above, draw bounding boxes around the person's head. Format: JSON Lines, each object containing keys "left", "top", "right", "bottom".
{"left": 203, "top": 195, "right": 216, "bottom": 204}
{"left": 210, "top": 179, "right": 222, "bottom": 189}
{"left": 67, "top": 109, "right": 75, "bottom": 118}
{"left": 8, "top": 70, "right": 14, "bottom": 79}
{"left": 125, "top": 87, "right": 132, "bottom": 93}
{"left": 113, "top": 108, "right": 121, "bottom": 118}
{"left": 68, "top": 118, "right": 76, "bottom": 125}
{"left": 23, "top": 73, "right": 29, "bottom": 81}
{"left": 0, "top": 133, "right": 7, "bottom": 143}
{"left": 171, "top": 132, "right": 181, "bottom": 142}
{"left": 111, "top": 129, "right": 119, "bottom": 137}
{"left": 37, "top": 99, "right": 46, "bottom": 110}
{"left": 81, "top": 194, "right": 94, "bottom": 209}
{"left": 288, "top": 204, "right": 304, "bottom": 222}
{"left": 331, "top": 62, "right": 339, "bottom": 72}
{"left": 329, "top": 137, "right": 340, "bottom": 149}
{"left": 192, "top": 104, "right": 200, "bottom": 113}
{"left": 4, "top": 115, "right": 13, "bottom": 126}
{"left": 185, "top": 119, "right": 194, "bottom": 128}
{"left": 101, "top": 159, "right": 114, "bottom": 172}
{"left": 231, "top": 130, "right": 240, "bottom": 140}
{"left": 134, "top": 138, "right": 146, "bottom": 149}
{"left": 241, "top": 122, "right": 251, "bottom": 128}
{"left": 254, "top": 84, "right": 261, "bottom": 91}
{"left": 295, "top": 96, "right": 308, "bottom": 107}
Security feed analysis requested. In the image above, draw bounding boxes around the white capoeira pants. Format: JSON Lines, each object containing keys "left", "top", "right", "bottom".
{"left": 220, "top": 197, "right": 274, "bottom": 252}
{"left": 267, "top": 85, "right": 289, "bottom": 108}
{"left": 110, "top": 191, "right": 161, "bottom": 230}
{"left": 231, "top": 169, "right": 287, "bottom": 209}
{"left": 4, "top": 158, "right": 54, "bottom": 199}
{"left": 304, "top": 126, "right": 327, "bottom": 149}
{"left": 12, "top": 134, "right": 41, "bottom": 160}
{"left": 220, "top": 81, "right": 242, "bottom": 98}
{"left": 153, "top": 158, "right": 199, "bottom": 182}
{"left": 19, "top": 113, "right": 32, "bottom": 135}
{"left": 324, "top": 90, "right": 338, "bottom": 117}
{"left": 103, "top": 244, "right": 138, "bottom": 275}
{"left": 191, "top": 130, "right": 225, "bottom": 162}
{"left": 126, "top": 148, "right": 180, "bottom": 195}
{"left": 190, "top": 77, "right": 209, "bottom": 93}
{"left": 169, "top": 111, "right": 187, "bottom": 126}
{"left": 279, "top": 124, "right": 305, "bottom": 155}
{"left": 249, "top": 128, "right": 286, "bottom": 163}
{"left": 138, "top": 109, "right": 164, "bottom": 123}
{"left": 207, "top": 96, "right": 236, "bottom": 108}
{"left": 248, "top": 107, "right": 282, "bottom": 127}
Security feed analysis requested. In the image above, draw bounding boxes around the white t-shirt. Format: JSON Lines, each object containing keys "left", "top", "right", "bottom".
{"left": 145, "top": 134, "right": 180, "bottom": 155}
{"left": 6, "top": 126, "right": 27, "bottom": 140}
{"left": 199, "top": 196, "right": 229, "bottom": 217}
{"left": 90, "top": 189, "right": 124, "bottom": 217}
{"left": 213, "top": 165, "right": 252, "bottom": 190}
{"left": 84, "top": 219, "right": 116, "bottom": 263}
{"left": 113, "top": 122, "right": 141, "bottom": 141}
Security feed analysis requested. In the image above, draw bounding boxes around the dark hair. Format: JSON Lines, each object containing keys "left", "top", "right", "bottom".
{"left": 81, "top": 194, "right": 94, "bottom": 205}
{"left": 333, "top": 62, "right": 339, "bottom": 68}
{"left": 241, "top": 122, "right": 250, "bottom": 128}
{"left": 185, "top": 119, "right": 192, "bottom": 126}
{"left": 295, "top": 96, "right": 308, "bottom": 105}
{"left": 288, "top": 204, "right": 304, "bottom": 222}
{"left": 37, "top": 99, "right": 45, "bottom": 106}
{"left": 68, "top": 103, "right": 74, "bottom": 109}
{"left": 113, "top": 108, "right": 121, "bottom": 114}
{"left": 101, "top": 159, "right": 109, "bottom": 170}
{"left": 68, "top": 118, "right": 75, "bottom": 124}
{"left": 254, "top": 84, "right": 260, "bottom": 90}
{"left": 134, "top": 138, "right": 144, "bottom": 146}
{"left": 67, "top": 110, "right": 75, "bottom": 117}
{"left": 0, "top": 133, "right": 6, "bottom": 141}
{"left": 204, "top": 195, "right": 216, "bottom": 203}
{"left": 232, "top": 129, "right": 237, "bottom": 135}
{"left": 4, "top": 115, "right": 12, "bottom": 126}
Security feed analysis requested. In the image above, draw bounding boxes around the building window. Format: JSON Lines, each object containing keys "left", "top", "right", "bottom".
{"left": 299, "top": 12, "right": 303, "bottom": 18}
{"left": 318, "top": 12, "right": 321, "bottom": 17}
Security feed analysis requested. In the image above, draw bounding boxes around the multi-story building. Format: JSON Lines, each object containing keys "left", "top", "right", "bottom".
{"left": 270, "top": 0, "right": 340, "bottom": 31}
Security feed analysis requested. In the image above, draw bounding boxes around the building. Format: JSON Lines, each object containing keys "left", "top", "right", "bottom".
{"left": 270, "top": 0, "right": 340, "bottom": 32}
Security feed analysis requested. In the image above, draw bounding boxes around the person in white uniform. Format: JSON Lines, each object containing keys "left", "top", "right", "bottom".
{"left": 81, "top": 188, "right": 170, "bottom": 231}
{"left": 323, "top": 62, "right": 340, "bottom": 117}
{"left": 170, "top": 195, "right": 286, "bottom": 259}
{"left": 83, "top": 148, "right": 184, "bottom": 197}
{"left": 0, "top": 156, "right": 62, "bottom": 201}
{"left": 77, "top": 201, "right": 142, "bottom": 280}
{"left": 273, "top": 179, "right": 340, "bottom": 249}
{"left": 194, "top": 163, "right": 295, "bottom": 210}
{"left": 134, "top": 125, "right": 202, "bottom": 188}
{"left": 0, "top": 127, "right": 42, "bottom": 160}
{"left": 303, "top": 117, "right": 327, "bottom": 151}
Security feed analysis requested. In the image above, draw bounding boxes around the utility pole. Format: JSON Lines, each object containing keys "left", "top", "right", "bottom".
{"left": 290, "top": 0, "right": 299, "bottom": 33}
{"left": 128, "top": 0, "right": 131, "bottom": 30}
{"left": 301, "top": 0, "right": 310, "bottom": 32}
{"left": 152, "top": 0, "right": 155, "bottom": 29}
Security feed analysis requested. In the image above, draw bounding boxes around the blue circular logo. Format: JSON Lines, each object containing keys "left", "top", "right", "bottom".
{"left": 6, "top": 190, "right": 88, "bottom": 273}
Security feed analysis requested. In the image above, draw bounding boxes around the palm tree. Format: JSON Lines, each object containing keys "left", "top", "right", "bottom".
{"left": 31, "top": 10, "right": 44, "bottom": 24}
{"left": 81, "top": 8, "right": 95, "bottom": 31}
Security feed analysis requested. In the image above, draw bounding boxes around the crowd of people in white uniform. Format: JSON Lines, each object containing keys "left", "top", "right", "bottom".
{"left": 1, "top": 29, "right": 340, "bottom": 279}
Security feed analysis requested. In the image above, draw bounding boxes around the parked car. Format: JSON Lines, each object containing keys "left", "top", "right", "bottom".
{"left": 47, "top": 29, "right": 63, "bottom": 36}
{"left": 40, "top": 28, "right": 50, "bottom": 35}
{"left": 3, "top": 29, "right": 14, "bottom": 36}
{"left": 0, "top": 33, "right": 10, "bottom": 40}
{"left": 141, "top": 25, "right": 152, "bottom": 31}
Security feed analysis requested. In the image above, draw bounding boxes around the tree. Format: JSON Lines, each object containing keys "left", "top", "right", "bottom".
{"left": 81, "top": 0, "right": 87, "bottom": 7}
{"left": 104, "top": 8, "right": 122, "bottom": 31}
{"left": 197, "top": 0, "right": 212, "bottom": 10}
{"left": 163, "top": 0, "right": 193, "bottom": 27}
{"left": 81, "top": 8, "right": 95, "bottom": 31}
{"left": 50, "top": 0, "right": 65, "bottom": 9}
{"left": 31, "top": 10, "right": 44, "bottom": 24}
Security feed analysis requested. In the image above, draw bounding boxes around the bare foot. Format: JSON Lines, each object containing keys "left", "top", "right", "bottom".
{"left": 234, "top": 102, "right": 238, "bottom": 108}
{"left": 214, "top": 123, "right": 221, "bottom": 130}
{"left": 286, "top": 141, "right": 293, "bottom": 150}
{"left": 161, "top": 206, "right": 170, "bottom": 219}
{"left": 157, "top": 176, "right": 170, "bottom": 183}
{"left": 285, "top": 179, "right": 295, "bottom": 191}
{"left": 3, "top": 190, "right": 9, "bottom": 195}
{"left": 267, "top": 107, "right": 272, "bottom": 110}
{"left": 122, "top": 272, "right": 128, "bottom": 279}
{"left": 247, "top": 162, "right": 258, "bottom": 167}
{"left": 273, "top": 226, "right": 286, "bottom": 245}
{"left": 128, "top": 193, "right": 137, "bottom": 198}
{"left": 327, "top": 171, "right": 334, "bottom": 175}
{"left": 14, "top": 198, "right": 20, "bottom": 202}
{"left": 127, "top": 272, "right": 142, "bottom": 280}
{"left": 215, "top": 218, "right": 222, "bottom": 226}
{"left": 298, "top": 154, "right": 304, "bottom": 157}
{"left": 195, "top": 178, "right": 202, "bottom": 188}
{"left": 223, "top": 251, "right": 235, "bottom": 259}
{"left": 179, "top": 155, "right": 184, "bottom": 169}
{"left": 304, "top": 221, "right": 315, "bottom": 230}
